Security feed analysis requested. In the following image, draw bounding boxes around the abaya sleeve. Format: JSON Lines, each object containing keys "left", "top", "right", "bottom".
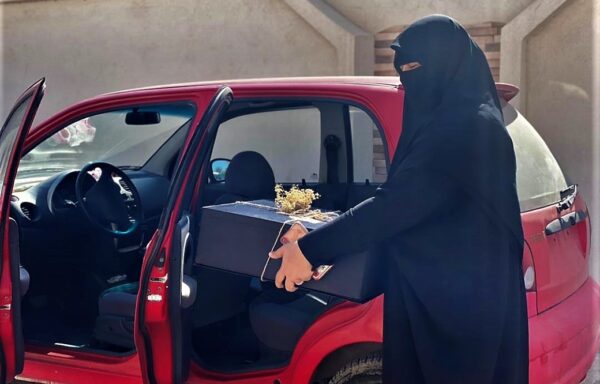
{"left": 298, "top": 163, "right": 463, "bottom": 266}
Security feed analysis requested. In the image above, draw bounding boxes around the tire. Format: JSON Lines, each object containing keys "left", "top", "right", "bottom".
{"left": 328, "top": 352, "right": 383, "bottom": 384}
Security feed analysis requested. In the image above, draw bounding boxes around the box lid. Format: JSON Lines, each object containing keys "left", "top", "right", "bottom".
{"left": 204, "top": 200, "right": 335, "bottom": 230}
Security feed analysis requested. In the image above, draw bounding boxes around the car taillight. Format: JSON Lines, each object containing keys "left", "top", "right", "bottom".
{"left": 522, "top": 242, "right": 536, "bottom": 291}
{"left": 523, "top": 266, "right": 535, "bottom": 290}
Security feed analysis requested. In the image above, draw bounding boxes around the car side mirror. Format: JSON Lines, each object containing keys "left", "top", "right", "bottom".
{"left": 210, "top": 158, "right": 230, "bottom": 182}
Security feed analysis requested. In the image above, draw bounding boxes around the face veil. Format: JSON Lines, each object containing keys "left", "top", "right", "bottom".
{"left": 390, "top": 15, "right": 503, "bottom": 157}
{"left": 389, "top": 15, "right": 524, "bottom": 245}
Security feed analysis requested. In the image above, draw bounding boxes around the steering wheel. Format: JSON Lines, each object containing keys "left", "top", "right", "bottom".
{"left": 75, "top": 162, "right": 143, "bottom": 237}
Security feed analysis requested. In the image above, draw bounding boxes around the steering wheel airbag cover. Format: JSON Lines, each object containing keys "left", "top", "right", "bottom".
{"left": 76, "top": 162, "right": 143, "bottom": 237}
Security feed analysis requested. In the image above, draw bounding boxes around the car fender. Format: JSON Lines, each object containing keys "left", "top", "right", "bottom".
{"left": 284, "top": 295, "right": 384, "bottom": 384}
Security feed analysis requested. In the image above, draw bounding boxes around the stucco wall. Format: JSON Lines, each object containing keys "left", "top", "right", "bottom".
{"left": 325, "top": 0, "right": 534, "bottom": 33}
{"left": 1, "top": 0, "right": 538, "bottom": 122}
{"left": 1, "top": 0, "right": 338, "bottom": 121}
{"left": 525, "top": 0, "right": 598, "bottom": 277}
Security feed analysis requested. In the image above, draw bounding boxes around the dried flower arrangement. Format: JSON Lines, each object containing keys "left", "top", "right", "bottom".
{"left": 275, "top": 184, "right": 320, "bottom": 214}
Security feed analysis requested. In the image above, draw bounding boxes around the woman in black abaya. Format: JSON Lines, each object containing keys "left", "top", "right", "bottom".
{"left": 271, "top": 15, "right": 529, "bottom": 384}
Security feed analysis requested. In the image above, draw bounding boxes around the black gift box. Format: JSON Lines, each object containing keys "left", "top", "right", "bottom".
{"left": 195, "top": 200, "right": 382, "bottom": 303}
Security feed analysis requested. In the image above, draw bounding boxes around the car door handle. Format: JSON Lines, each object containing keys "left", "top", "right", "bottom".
{"left": 557, "top": 184, "right": 577, "bottom": 212}
{"left": 544, "top": 210, "right": 587, "bottom": 235}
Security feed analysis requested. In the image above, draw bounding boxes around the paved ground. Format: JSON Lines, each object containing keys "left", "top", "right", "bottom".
{"left": 583, "top": 352, "right": 600, "bottom": 384}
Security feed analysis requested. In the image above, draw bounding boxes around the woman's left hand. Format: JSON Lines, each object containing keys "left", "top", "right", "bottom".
{"left": 269, "top": 242, "right": 313, "bottom": 292}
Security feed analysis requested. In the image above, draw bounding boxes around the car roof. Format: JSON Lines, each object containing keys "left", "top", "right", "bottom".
{"left": 105, "top": 76, "right": 402, "bottom": 95}
{"left": 106, "top": 76, "right": 519, "bottom": 101}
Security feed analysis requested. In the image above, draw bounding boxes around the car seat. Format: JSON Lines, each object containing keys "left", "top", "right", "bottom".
{"left": 249, "top": 289, "right": 341, "bottom": 352}
{"left": 94, "top": 151, "right": 276, "bottom": 347}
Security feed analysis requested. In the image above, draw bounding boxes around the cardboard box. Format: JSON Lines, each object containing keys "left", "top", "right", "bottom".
{"left": 195, "top": 200, "right": 382, "bottom": 303}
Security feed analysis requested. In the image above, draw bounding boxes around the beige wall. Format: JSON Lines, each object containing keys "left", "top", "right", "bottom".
{"left": 326, "top": 0, "right": 534, "bottom": 33}
{"left": 525, "top": 0, "right": 597, "bottom": 277}
{"left": 0, "top": 0, "right": 538, "bottom": 122}
{"left": 1, "top": 0, "right": 339, "bottom": 121}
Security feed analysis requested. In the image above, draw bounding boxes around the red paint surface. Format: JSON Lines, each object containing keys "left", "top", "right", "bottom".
{"left": 521, "top": 195, "right": 590, "bottom": 313}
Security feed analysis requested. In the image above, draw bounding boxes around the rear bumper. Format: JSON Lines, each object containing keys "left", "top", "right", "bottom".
{"left": 529, "top": 278, "right": 600, "bottom": 384}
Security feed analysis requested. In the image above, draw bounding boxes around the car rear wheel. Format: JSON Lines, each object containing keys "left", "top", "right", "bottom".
{"left": 329, "top": 353, "right": 382, "bottom": 384}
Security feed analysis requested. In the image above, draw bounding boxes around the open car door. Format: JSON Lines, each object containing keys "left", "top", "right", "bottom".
{"left": 135, "top": 86, "right": 233, "bottom": 384}
{"left": 0, "top": 79, "right": 45, "bottom": 382}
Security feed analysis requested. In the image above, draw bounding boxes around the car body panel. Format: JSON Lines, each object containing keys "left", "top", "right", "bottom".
{"left": 186, "top": 298, "right": 382, "bottom": 384}
{"left": 521, "top": 194, "right": 590, "bottom": 313}
{"left": 19, "top": 346, "right": 141, "bottom": 384}
{"left": 528, "top": 278, "right": 600, "bottom": 384}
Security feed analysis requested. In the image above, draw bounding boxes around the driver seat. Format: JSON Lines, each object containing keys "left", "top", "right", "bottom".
{"left": 93, "top": 282, "right": 138, "bottom": 348}
{"left": 94, "top": 277, "right": 198, "bottom": 349}
{"left": 94, "top": 151, "right": 277, "bottom": 349}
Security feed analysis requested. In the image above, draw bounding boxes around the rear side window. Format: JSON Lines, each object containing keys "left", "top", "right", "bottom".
{"left": 503, "top": 102, "right": 568, "bottom": 211}
{"left": 211, "top": 107, "right": 321, "bottom": 183}
{"left": 349, "top": 106, "right": 387, "bottom": 184}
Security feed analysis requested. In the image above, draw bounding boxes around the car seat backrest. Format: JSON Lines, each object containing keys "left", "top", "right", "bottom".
{"left": 216, "top": 151, "right": 275, "bottom": 204}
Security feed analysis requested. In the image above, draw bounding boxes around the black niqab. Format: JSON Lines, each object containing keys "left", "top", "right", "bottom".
{"left": 391, "top": 15, "right": 524, "bottom": 247}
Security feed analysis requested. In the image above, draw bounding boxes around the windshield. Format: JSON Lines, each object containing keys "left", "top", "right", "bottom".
{"left": 15, "top": 103, "right": 195, "bottom": 192}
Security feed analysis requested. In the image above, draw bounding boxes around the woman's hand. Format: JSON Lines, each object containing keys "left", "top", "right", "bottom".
{"left": 269, "top": 242, "right": 313, "bottom": 292}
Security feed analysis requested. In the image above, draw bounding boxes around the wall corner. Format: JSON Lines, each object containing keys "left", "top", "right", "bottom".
{"left": 283, "top": 0, "right": 374, "bottom": 75}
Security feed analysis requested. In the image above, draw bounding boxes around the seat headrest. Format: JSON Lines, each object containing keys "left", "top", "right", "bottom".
{"left": 225, "top": 151, "right": 275, "bottom": 200}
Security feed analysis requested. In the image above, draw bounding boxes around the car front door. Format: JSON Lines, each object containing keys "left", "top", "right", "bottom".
{"left": 135, "top": 86, "right": 233, "bottom": 384}
{"left": 0, "top": 79, "right": 45, "bottom": 383}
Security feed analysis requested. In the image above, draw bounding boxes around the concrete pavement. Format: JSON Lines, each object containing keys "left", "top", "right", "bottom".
{"left": 583, "top": 352, "right": 600, "bottom": 384}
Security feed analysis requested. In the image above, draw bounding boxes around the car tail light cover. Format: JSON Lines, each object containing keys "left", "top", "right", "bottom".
{"left": 522, "top": 242, "right": 536, "bottom": 292}
{"left": 524, "top": 266, "right": 535, "bottom": 290}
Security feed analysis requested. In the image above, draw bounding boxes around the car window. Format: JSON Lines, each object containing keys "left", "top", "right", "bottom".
{"left": 503, "top": 102, "right": 568, "bottom": 211}
{"left": 15, "top": 103, "right": 195, "bottom": 191}
{"left": 211, "top": 107, "right": 321, "bottom": 183}
{"left": 0, "top": 95, "right": 32, "bottom": 194}
{"left": 349, "top": 106, "right": 387, "bottom": 184}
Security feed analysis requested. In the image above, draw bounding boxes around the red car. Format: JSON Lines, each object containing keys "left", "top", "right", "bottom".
{"left": 0, "top": 77, "right": 598, "bottom": 384}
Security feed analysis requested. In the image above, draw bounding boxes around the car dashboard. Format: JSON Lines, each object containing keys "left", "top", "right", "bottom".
{"left": 11, "top": 168, "right": 171, "bottom": 261}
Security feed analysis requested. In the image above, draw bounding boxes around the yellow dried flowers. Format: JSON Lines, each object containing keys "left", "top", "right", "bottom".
{"left": 275, "top": 184, "right": 320, "bottom": 214}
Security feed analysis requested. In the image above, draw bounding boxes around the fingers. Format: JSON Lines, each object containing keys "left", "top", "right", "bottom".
{"left": 285, "top": 277, "right": 298, "bottom": 292}
{"left": 280, "top": 223, "right": 308, "bottom": 244}
{"left": 275, "top": 268, "right": 286, "bottom": 289}
{"left": 272, "top": 241, "right": 312, "bottom": 292}
{"left": 269, "top": 246, "right": 284, "bottom": 259}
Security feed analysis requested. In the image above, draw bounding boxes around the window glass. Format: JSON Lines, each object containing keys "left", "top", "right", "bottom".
{"left": 211, "top": 107, "right": 321, "bottom": 183}
{"left": 0, "top": 95, "right": 32, "bottom": 194}
{"left": 15, "top": 103, "right": 195, "bottom": 191}
{"left": 503, "top": 102, "right": 568, "bottom": 211}
{"left": 349, "top": 106, "right": 387, "bottom": 183}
